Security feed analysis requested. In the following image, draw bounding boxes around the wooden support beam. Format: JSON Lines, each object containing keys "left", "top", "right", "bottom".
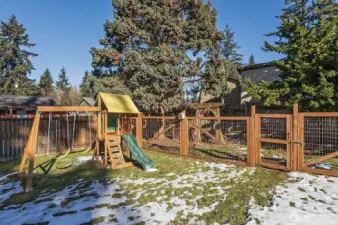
{"left": 136, "top": 114, "right": 143, "bottom": 147}
{"left": 248, "top": 105, "right": 256, "bottom": 166}
{"left": 189, "top": 122, "right": 217, "bottom": 143}
{"left": 150, "top": 123, "right": 177, "bottom": 141}
{"left": 304, "top": 151, "right": 338, "bottom": 167}
{"left": 187, "top": 116, "right": 249, "bottom": 121}
{"left": 292, "top": 104, "right": 299, "bottom": 171}
{"left": 260, "top": 138, "right": 289, "bottom": 145}
{"left": 18, "top": 113, "right": 40, "bottom": 174}
{"left": 180, "top": 111, "right": 188, "bottom": 156}
{"left": 37, "top": 106, "right": 100, "bottom": 112}
{"left": 24, "top": 113, "right": 41, "bottom": 192}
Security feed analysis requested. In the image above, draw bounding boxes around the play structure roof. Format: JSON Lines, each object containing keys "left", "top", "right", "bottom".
{"left": 97, "top": 93, "right": 140, "bottom": 114}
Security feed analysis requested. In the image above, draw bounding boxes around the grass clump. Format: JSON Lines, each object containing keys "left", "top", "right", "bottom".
{"left": 80, "top": 216, "right": 105, "bottom": 225}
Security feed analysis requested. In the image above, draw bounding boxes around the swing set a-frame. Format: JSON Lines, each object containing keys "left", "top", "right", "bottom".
{"left": 18, "top": 93, "right": 155, "bottom": 192}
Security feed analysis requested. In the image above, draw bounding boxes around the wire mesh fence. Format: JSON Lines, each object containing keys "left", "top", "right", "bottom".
{"left": 260, "top": 142, "right": 287, "bottom": 166}
{"left": 257, "top": 116, "right": 289, "bottom": 168}
{"left": 142, "top": 117, "right": 181, "bottom": 154}
{"left": 187, "top": 118, "right": 249, "bottom": 164}
{"left": 260, "top": 118, "right": 287, "bottom": 140}
{"left": 303, "top": 116, "right": 338, "bottom": 172}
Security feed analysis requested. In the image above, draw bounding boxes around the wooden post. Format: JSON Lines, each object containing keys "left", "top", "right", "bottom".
{"left": 136, "top": 114, "right": 143, "bottom": 147}
{"left": 292, "top": 104, "right": 299, "bottom": 171}
{"left": 298, "top": 113, "right": 304, "bottom": 171}
{"left": 255, "top": 112, "right": 261, "bottom": 166}
{"left": 248, "top": 105, "right": 256, "bottom": 166}
{"left": 215, "top": 108, "right": 223, "bottom": 145}
{"left": 104, "top": 113, "right": 108, "bottom": 165}
{"left": 18, "top": 112, "right": 40, "bottom": 174}
{"left": 180, "top": 111, "right": 188, "bottom": 156}
{"left": 24, "top": 112, "right": 41, "bottom": 192}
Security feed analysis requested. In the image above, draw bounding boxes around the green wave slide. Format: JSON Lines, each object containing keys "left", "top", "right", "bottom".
{"left": 122, "top": 134, "right": 156, "bottom": 171}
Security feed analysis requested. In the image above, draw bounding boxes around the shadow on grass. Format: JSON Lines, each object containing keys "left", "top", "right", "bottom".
{"left": 1, "top": 158, "right": 150, "bottom": 224}
{"left": 143, "top": 143, "right": 180, "bottom": 154}
{"left": 190, "top": 147, "right": 247, "bottom": 163}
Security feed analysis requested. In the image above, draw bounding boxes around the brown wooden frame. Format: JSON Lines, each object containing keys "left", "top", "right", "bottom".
{"left": 255, "top": 114, "right": 292, "bottom": 171}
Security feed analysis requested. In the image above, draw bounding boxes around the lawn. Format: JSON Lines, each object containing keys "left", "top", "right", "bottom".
{"left": 0, "top": 150, "right": 338, "bottom": 225}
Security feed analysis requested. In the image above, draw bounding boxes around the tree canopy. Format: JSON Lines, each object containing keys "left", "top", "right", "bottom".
{"left": 243, "top": 0, "right": 338, "bottom": 111}
{"left": 219, "top": 23, "right": 243, "bottom": 67}
{"left": 90, "top": 0, "right": 235, "bottom": 114}
{"left": 0, "top": 15, "right": 39, "bottom": 95}
{"left": 248, "top": 54, "right": 255, "bottom": 66}
{"left": 39, "top": 68, "right": 54, "bottom": 96}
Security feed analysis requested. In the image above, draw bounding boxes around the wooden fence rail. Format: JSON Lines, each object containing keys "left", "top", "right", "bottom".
{"left": 0, "top": 115, "right": 97, "bottom": 161}
{"left": 2, "top": 105, "right": 338, "bottom": 177}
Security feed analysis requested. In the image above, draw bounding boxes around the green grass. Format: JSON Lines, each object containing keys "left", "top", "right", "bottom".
{"left": 0, "top": 149, "right": 289, "bottom": 225}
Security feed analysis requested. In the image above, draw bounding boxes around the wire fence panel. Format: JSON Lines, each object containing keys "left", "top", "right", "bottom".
{"left": 260, "top": 142, "right": 287, "bottom": 166}
{"left": 302, "top": 116, "right": 338, "bottom": 172}
{"left": 260, "top": 118, "right": 287, "bottom": 140}
{"left": 256, "top": 115, "right": 291, "bottom": 170}
{"left": 188, "top": 118, "right": 249, "bottom": 165}
{"left": 142, "top": 117, "right": 181, "bottom": 155}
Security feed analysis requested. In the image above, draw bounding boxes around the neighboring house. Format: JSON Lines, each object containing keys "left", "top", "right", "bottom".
{"left": 77, "top": 97, "right": 95, "bottom": 107}
{"left": 0, "top": 95, "right": 56, "bottom": 117}
{"left": 240, "top": 62, "right": 282, "bottom": 105}
{"left": 200, "top": 77, "right": 241, "bottom": 107}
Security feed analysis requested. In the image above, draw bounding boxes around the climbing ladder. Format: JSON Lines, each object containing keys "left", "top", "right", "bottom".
{"left": 106, "top": 139, "right": 125, "bottom": 167}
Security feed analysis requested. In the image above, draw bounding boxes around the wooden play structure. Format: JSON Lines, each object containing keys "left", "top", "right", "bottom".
{"left": 18, "top": 93, "right": 155, "bottom": 192}
{"left": 188, "top": 102, "right": 226, "bottom": 145}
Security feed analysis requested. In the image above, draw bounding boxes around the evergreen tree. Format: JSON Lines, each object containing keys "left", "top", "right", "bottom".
{"left": 244, "top": 0, "right": 338, "bottom": 111}
{"left": 55, "top": 67, "right": 71, "bottom": 105}
{"left": 55, "top": 67, "right": 70, "bottom": 91}
{"left": 248, "top": 54, "right": 256, "bottom": 66}
{"left": 39, "top": 69, "right": 54, "bottom": 96}
{"left": 219, "top": 23, "right": 243, "bottom": 66}
{"left": 80, "top": 70, "right": 94, "bottom": 97}
{"left": 0, "top": 15, "right": 38, "bottom": 95}
{"left": 91, "top": 0, "right": 225, "bottom": 114}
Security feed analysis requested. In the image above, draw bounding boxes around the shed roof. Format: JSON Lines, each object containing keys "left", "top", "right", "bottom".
{"left": 78, "top": 97, "right": 95, "bottom": 107}
{"left": 97, "top": 93, "right": 139, "bottom": 114}
{"left": 0, "top": 95, "right": 56, "bottom": 107}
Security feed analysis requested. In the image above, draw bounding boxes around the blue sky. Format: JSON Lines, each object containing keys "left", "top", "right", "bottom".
{"left": 0, "top": 0, "right": 285, "bottom": 86}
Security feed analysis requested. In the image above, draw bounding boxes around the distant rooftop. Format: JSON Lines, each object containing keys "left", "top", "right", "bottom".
{"left": 241, "top": 62, "right": 275, "bottom": 71}
{"left": 0, "top": 95, "right": 56, "bottom": 108}
{"left": 78, "top": 97, "right": 95, "bottom": 107}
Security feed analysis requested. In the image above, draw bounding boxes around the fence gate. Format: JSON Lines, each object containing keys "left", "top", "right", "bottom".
{"left": 298, "top": 113, "right": 338, "bottom": 176}
{"left": 255, "top": 114, "right": 292, "bottom": 171}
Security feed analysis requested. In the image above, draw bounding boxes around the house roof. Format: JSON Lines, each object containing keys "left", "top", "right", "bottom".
{"left": 0, "top": 95, "right": 56, "bottom": 108}
{"left": 78, "top": 97, "right": 95, "bottom": 107}
{"left": 241, "top": 62, "right": 275, "bottom": 72}
{"left": 96, "top": 93, "right": 140, "bottom": 114}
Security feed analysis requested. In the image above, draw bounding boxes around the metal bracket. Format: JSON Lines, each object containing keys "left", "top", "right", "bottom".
{"left": 290, "top": 140, "right": 303, "bottom": 147}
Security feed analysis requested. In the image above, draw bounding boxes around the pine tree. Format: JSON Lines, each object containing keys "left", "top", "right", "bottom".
{"left": 91, "top": 0, "right": 224, "bottom": 114}
{"left": 39, "top": 69, "right": 54, "bottom": 96}
{"left": 248, "top": 54, "right": 256, "bottom": 66}
{"left": 0, "top": 15, "right": 38, "bottom": 95}
{"left": 244, "top": 0, "right": 338, "bottom": 111}
{"left": 55, "top": 67, "right": 70, "bottom": 91}
{"left": 80, "top": 70, "right": 94, "bottom": 97}
{"left": 55, "top": 67, "right": 71, "bottom": 105}
{"left": 220, "top": 23, "right": 243, "bottom": 66}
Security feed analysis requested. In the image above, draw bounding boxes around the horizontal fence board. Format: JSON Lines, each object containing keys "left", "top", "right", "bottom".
{"left": 0, "top": 115, "right": 97, "bottom": 161}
